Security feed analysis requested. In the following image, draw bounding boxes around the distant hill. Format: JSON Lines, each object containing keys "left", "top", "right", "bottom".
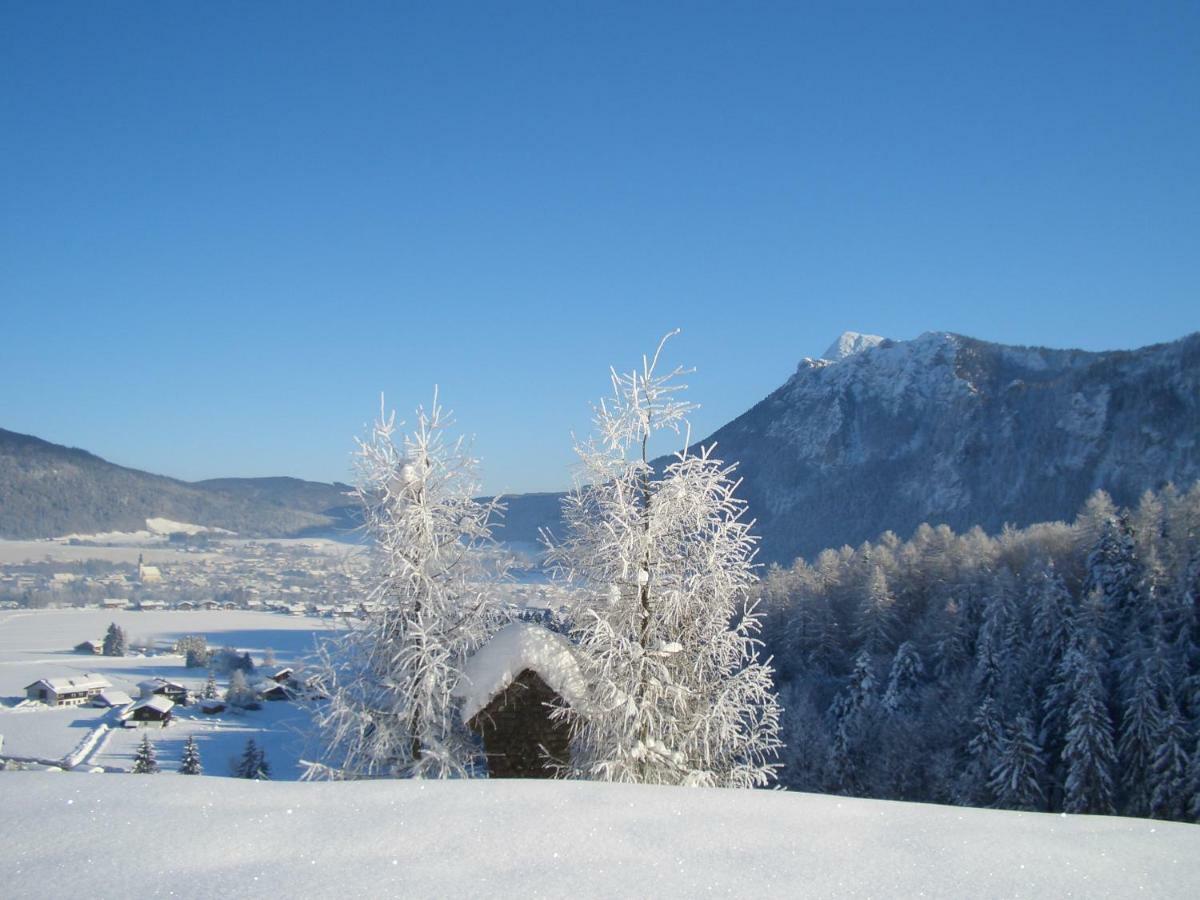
{"left": 0, "top": 429, "right": 353, "bottom": 539}
{"left": 194, "top": 476, "right": 358, "bottom": 532}
{"left": 501, "top": 331, "right": 1200, "bottom": 565}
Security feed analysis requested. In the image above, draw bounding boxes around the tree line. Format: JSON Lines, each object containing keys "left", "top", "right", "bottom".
{"left": 762, "top": 483, "right": 1200, "bottom": 821}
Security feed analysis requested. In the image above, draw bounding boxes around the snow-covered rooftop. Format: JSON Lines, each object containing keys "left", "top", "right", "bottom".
{"left": 129, "top": 695, "right": 174, "bottom": 715}
{"left": 95, "top": 689, "right": 133, "bottom": 708}
{"left": 138, "top": 678, "right": 184, "bottom": 693}
{"left": 25, "top": 673, "right": 111, "bottom": 694}
{"left": 453, "top": 622, "right": 590, "bottom": 723}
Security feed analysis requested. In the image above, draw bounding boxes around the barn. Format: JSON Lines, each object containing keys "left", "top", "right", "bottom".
{"left": 453, "top": 622, "right": 590, "bottom": 778}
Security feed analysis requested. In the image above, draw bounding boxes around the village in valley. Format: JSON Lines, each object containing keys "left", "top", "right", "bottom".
{"left": 0, "top": 525, "right": 570, "bottom": 779}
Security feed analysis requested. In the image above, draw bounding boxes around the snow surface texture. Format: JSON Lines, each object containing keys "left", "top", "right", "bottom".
{"left": 2, "top": 774, "right": 1198, "bottom": 898}
{"left": 453, "top": 621, "right": 590, "bottom": 722}
{"left": 821, "top": 330, "right": 886, "bottom": 361}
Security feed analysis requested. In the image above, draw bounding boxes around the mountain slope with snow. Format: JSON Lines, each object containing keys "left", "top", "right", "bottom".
{"left": 2, "top": 773, "right": 1197, "bottom": 898}
{"left": 506, "top": 331, "right": 1200, "bottom": 563}
{"left": 687, "top": 330, "right": 1200, "bottom": 562}
{"left": 821, "top": 330, "right": 885, "bottom": 361}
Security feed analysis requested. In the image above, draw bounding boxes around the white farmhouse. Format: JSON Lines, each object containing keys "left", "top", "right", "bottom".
{"left": 24, "top": 673, "right": 112, "bottom": 707}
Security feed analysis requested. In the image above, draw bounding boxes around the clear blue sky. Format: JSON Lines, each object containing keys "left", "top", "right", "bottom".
{"left": 2, "top": 2, "right": 1197, "bottom": 494}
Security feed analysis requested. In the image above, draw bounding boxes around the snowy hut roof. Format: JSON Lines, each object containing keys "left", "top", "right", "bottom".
{"left": 452, "top": 622, "right": 590, "bottom": 724}
{"left": 129, "top": 695, "right": 174, "bottom": 715}
{"left": 95, "top": 690, "right": 133, "bottom": 708}
{"left": 138, "top": 678, "right": 185, "bottom": 695}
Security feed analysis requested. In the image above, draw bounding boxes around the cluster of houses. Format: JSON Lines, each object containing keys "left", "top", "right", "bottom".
{"left": 21, "top": 668, "right": 304, "bottom": 728}
{"left": 23, "top": 673, "right": 181, "bottom": 724}
{"left": 18, "top": 622, "right": 588, "bottom": 779}
{"left": 78, "top": 597, "right": 370, "bottom": 617}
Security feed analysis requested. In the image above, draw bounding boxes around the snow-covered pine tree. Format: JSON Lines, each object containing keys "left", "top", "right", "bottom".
{"left": 179, "top": 735, "right": 202, "bottom": 775}
{"left": 234, "top": 739, "right": 256, "bottom": 778}
{"left": 882, "top": 641, "right": 923, "bottom": 713}
{"left": 830, "top": 649, "right": 878, "bottom": 795}
{"left": 131, "top": 733, "right": 158, "bottom": 774}
{"left": 1083, "top": 510, "right": 1140, "bottom": 649}
{"left": 308, "top": 394, "right": 504, "bottom": 779}
{"left": 234, "top": 738, "right": 270, "bottom": 779}
{"left": 1117, "top": 662, "right": 1164, "bottom": 817}
{"left": 256, "top": 746, "right": 271, "bottom": 780}
{"left": 103, "top": 622, "right": 127, "bottom": 657}
{"left": 547, "top": 333, "right": 781, "bottom": 788}
{"left": 930, "top": 599, "right": 970, "bottom": 680}
{"left": 958, "top": 695, "right": 1003, "bottom": 806}
{"left": 1186, "top": 740, "right": 1200, "bottom": 823}
{"left": 203, "top": 671, "right": 218, "bottom": 700}
{"left": 973, "top": 576, "right": 1020, "bottom": 707}
{"left": 1062, "top": 644, "right": 1118, "bottom": 814}
{"left": 1148, "top": 696, "right": 1189, "bottom": 820}
{"left": 1028, "top": 565, "right": 1071, "bottom": 707}
{"left": 777, "top": 683, "right": 835, "bottom": 792}
{"left": 852, "top": 566, "right": 900, "bottom": 655}
{"left": 989, "top": 715, "right": 1046, "bottom": 811}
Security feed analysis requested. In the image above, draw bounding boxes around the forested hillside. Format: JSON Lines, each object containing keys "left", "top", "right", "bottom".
{"left": 763, "top": 483, "right": 1200, "bottom": 821}
{"left": 0, "top": 428, "right": 344, "bottom": 538}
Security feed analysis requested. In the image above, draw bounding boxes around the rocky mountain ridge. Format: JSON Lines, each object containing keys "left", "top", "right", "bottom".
{"left": 691, "top": 329, "right": 1200, "bottom": 562}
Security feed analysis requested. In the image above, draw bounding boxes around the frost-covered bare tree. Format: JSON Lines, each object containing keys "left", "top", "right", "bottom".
{"left": 307, "top": 393, "right": 504, "bottom": 779}
{"left": 548, "top": 332, "right": 782, "bottom": 787}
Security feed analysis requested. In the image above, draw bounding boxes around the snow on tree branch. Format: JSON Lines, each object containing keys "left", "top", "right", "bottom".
{"left": 548, "top": 332, "right": 782, "bottom": 787}
{"left": 306, "top": 392, "right": 506, "bottom": 780}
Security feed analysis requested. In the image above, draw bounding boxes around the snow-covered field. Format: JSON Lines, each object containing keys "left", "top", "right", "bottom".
{"left": 0, "top": 608, "right": 335, "bottom": 775}
{"left": 2, "top": 774, "right": 1198, "bottom": 898}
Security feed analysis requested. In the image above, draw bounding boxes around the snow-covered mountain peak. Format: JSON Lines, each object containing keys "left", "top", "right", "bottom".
{"left": 696, "top": 331, "right": 1200, "bottom": 563}
{"left": 822, "top": 331, "right": 886, "bottom": 361}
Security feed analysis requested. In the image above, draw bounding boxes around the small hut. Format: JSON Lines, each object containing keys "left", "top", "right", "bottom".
{"left": 125, "top": 694, "right": 174, "bottom": 725}
{"left": 453, "top": 622, "right": 589, "bottom": 778}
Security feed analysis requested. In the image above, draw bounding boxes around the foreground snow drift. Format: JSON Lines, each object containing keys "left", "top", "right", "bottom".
{"left": 2, "top": 775, "right": 1197, "bottom": 898}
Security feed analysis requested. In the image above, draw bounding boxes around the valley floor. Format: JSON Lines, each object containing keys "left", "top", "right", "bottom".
{"left": 1, "top": 774, "right": 1197, "bottom": 898}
